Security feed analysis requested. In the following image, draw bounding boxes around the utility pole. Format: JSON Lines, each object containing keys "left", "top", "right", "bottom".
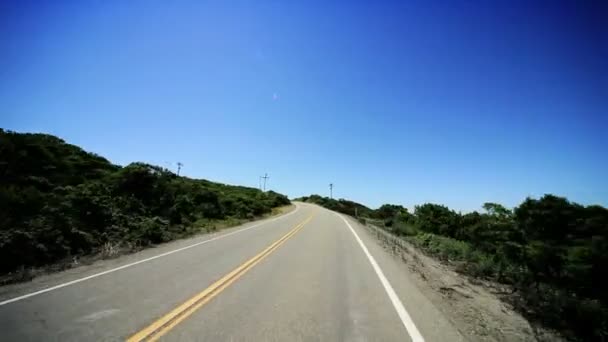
{"left": 262, "top": 173, "right": 269, "bottom": 191}
{"left": 329, "top": 183, "right": 333, "bottom": 199}
{"left": 177, "top": 162, "right": 183, "bottom": 176}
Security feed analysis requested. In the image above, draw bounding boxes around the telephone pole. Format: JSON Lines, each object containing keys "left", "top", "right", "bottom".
{"left": 177, "top": 162, "right": 183, "bottom": 176}
{"left": 262, "top": 173, "right": 269, "bottom": 191}
{"left": 329, "top": 183, "right": 333, "bottom": 199}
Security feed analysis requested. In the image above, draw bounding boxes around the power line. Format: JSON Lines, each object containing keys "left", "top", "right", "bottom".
{"left": 262, "top": 173, "right": 270, "bottom": 191}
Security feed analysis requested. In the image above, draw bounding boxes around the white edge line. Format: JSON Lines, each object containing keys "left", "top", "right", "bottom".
{"left": 337, "top": 213, "right": 425, "bottom": 342}
{"left": 0, "top": 204, "right": 301, "bottom": 307}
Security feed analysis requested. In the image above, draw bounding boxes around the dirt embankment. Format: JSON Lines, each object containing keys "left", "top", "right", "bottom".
{"left": 364, "top": 224, "right": 565, "bottom": 342}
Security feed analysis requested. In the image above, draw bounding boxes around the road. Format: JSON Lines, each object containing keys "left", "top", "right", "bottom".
{"left": 0, "top": 203, "right": 463, "bottom": 341}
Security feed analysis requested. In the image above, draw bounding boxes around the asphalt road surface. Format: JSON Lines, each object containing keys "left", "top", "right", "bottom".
{"left": 0, "top": 203, "right": 464, "bottom": 341}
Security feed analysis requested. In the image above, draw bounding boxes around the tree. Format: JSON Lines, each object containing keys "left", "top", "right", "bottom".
{"left": 414, "top": 203, "right": 460, "bottom": 237}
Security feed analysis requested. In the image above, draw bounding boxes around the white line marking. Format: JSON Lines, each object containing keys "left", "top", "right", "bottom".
{"left": 0, "top": 205, "right": 301, "bottom": 307}
{"left": 337, "top": 213, "right": 425, "bottom": 342}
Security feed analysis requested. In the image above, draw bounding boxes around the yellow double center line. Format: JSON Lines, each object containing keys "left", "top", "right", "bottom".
{"left": 127, "top": 214, "right": 314, "bottom": 342}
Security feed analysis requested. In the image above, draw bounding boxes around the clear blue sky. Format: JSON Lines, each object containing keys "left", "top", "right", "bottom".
{"left": 2, "top": 0, "right": 607, "bottom": 211}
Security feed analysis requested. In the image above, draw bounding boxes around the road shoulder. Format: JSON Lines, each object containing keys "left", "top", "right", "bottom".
{"left": 353, "top": 218, "right": 564, "bottom": 342}
{"left": 341, "top": 214, "right": 465, "bottom": 342}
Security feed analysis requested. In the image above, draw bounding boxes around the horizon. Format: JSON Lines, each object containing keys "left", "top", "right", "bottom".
{"left": 2, "top": 1, "right": 607, "bottom": 211}
{"left": 3, "top": 127, "right": 603, "bottom": 213}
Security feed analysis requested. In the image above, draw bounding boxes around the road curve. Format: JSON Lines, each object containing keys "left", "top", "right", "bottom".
{"left": 0, "top": 203, "right": 463, "bottom": 341}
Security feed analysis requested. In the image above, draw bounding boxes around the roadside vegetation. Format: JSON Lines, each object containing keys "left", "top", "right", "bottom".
{"left": 297, "top": 194, "right": 608, "bottom": 341}
{"left": 0, "top": 129, "right": 290, "bottom": 278}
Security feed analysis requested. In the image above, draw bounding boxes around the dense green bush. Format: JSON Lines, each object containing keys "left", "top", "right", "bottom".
{"left": 411, "top": 232, "right": 473, "bottom": 261}
{"left": 0, "top": 129, "right": 290, "bottom": 273}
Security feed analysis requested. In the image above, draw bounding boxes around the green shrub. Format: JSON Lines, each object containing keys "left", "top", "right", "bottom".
{"left": 393, "top": 221, "right": 418, "bottom": 236}
{"left": 0, "top": 129, "right": 291, "bottom": 273}
{"left": 467, "top": 255, "right": 498, "bottom": 278}
{"left": 410, "top": 233, "right": 473, "bottom": 262}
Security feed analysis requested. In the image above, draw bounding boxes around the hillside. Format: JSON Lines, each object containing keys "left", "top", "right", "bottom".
{"left": 294, "top": 194, "right": 374, "bottom": 217}
{"left": 0, "top": 129, "right": 290, "bottom": 275}
{"left": 299, "top": 193, "right": 608, "bottom": 341}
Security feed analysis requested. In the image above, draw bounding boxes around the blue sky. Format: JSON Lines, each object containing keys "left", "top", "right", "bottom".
{"left": 2, "top": 0, "right": 607, "bottom": 211}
